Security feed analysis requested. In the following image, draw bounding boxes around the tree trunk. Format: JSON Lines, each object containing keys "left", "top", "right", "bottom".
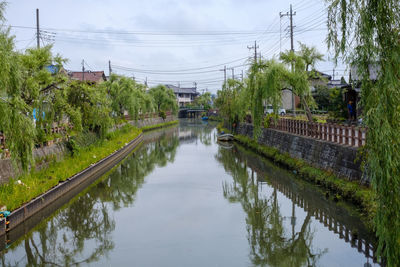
{"left": 301, "top": 97, "right": 313, "bottom": 122}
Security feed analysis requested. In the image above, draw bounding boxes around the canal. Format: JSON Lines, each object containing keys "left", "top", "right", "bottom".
{"left": 1, "top": 120, "right": 378, "bottom": 266}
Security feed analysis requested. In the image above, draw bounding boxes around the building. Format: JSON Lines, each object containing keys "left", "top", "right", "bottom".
{"left": 165, "top": 84, "right": 199, "bottom": 107}
{"left": 69, "top": 71, "right": 107, "bottom": 84}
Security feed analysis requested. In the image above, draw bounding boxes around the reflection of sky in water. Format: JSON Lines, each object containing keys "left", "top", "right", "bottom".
{"left": 2, "top": 120, "right": 379, "bottom": 266}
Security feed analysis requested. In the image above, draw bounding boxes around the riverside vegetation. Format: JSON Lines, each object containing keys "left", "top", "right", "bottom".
{"left": 0, "top": 3, "right": 178, "bottom": 211}
{"left": 215, "top": 1, "right": 400, "bottom": 262}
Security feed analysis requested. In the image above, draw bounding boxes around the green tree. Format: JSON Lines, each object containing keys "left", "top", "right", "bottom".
{"left": 246, "top": 60, "right": 287, "bottom": 137}
{"left": 280, "top": 50, "right": 316, "bottom": 122}
{"left": 148, "top": 85, "right": 178, "bottom": 114}
{"left": 298, "top": 42, "right": 324, "bottom": 72}
{"left": 313, "top": 85, "right": 330, "bottom": 111}
{"left": 195, "top": 92, "right": 212, "bottom": 110}
{"left": 103, "top": 74, "right": 153, "bottom": 121}
{"left": 66, "top": 81, "right": 112, "bottom": 138}
{"left": 215, "top": 79, "right": 248, "bottom": 128}
{"left": 327, "top": 0, "right": 400, "bottom": 264}
{"left": 0, "top": 2, "right": 35, "bottom": 169}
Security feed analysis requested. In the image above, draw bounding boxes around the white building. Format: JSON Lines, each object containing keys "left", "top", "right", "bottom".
{"left": 165, "top": 85, "right": 199, "bottom": 107}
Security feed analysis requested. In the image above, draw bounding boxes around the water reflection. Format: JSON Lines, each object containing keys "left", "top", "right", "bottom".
{"left": 1, "top": 122, "right": 378, "bottom": 266}
{"left": 1, "top": 128, "right": 179, "bottom": 266}
{"left": 217, "top": 144, "right": 378, "bottom": 266}
{"left": 178, "top": 119, "right": 214, "bottom": 146}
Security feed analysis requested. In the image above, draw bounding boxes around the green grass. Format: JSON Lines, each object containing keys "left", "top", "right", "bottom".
{"left": 234, "top": 134, "right": 377, "bottom": 228}
{"left": 141, "top": 120, "right": 178, "bottom": 132}
{"left": 0, "top": 125, "right": 142, "bottom": 211}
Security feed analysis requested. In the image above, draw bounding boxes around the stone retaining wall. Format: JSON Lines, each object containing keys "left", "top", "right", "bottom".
{"left": 0, "top": 116, "right": 176, "bottom": 184}
{"left": 129, "top": 115, "right": 175, "bottom": 128}
{"left": 236, "top": 123, "right": 368, "bottom": 185}
{"left": 0, "top": 143, "right": 65, "bottom": 184}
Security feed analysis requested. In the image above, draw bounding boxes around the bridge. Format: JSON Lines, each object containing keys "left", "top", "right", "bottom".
{"left": 178, "top": 107, "right": 205, "bottom": 118}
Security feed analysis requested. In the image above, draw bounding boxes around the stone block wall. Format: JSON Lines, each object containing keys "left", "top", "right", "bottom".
{"left": 236, "top": 123, "right": 368, "bottom": 184}
{"left": 0, "top": 116, "right": 176, "bottom": 184}
{"left": 0, "top": 143, "right": 66, "bottom": 184}
{"left": 129, "top": 115, "right": 175, "bottom": 128}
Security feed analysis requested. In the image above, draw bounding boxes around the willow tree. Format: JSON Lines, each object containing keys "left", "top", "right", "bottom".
{"left": 66, "top": 81, "right": 112, "bottom": 139}
{"left": 215, "top": 78, "right": 248, "bottom": 128}
{"left": 280, "top": 50, "right": 316, "bottom": 122}
{"left": 0, "top": 2, "right": 36, "bottom": 170}
{"left": 103, "top": 74, "right": 154, "bottom": 121}
{"left": 246, "top": 60, "right": 288, "bottom": 137}
{"left": 326, "top": 0, "right": 400, "bottom": 264}
{"left": 19, "top": 46, "right": 82, "bottom": 144}
{"left": 148, "top": 85, "right": 178, "bottom": 114}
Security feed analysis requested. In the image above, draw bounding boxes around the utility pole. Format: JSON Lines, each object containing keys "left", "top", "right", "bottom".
{"left": 81, "top": 59, "right": 85, "bottom": 81}
{"left": 193, "top": 82, "right": 197, "bottom": 89}
{"left": 247, "top": 41, "right": 259, "bottom": 63}
{"left": 228, "top": 67, "right": 234, "bottom": 79}
{"left": 241, "top": 70, "right": 244, "bottom": 82}
{"left": 145, "top": 77, "right": 148, "bottom": 87}
{"left": 36, "top": 8, "right": 40, "bottom": 49}
{"left": 280, "top": 5, "right": 296, "bottom": 52}
{"left": 108, "top": 60, "right": 112, "bottom": 76}
{"left": 219, "top": 65, "right": 227, "bottom": 87}
{"left": 332, "top": 68, "right": 335, "bottom": 80}
{"left": 280, "top": 4, "right": 296, "bottom": 116}
{"left": 289, "top": 4, "right": 295, "bottom": 52}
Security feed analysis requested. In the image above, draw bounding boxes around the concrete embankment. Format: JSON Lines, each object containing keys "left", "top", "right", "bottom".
{"left": 0, "top": 134, "right": 143, "bottom": 237}
{"left": 0, "top": 117, "right": 177, "bottom": 237}
{"left": 235, "top": 123, "right": 367, "bottom": 185}
{"left": 0, "top": 116, "right": 176, "bottom": 184}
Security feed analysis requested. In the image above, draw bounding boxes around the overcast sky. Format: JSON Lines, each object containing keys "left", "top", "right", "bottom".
{"left": 6, "top": 0, "right": 346, "bottom": 94}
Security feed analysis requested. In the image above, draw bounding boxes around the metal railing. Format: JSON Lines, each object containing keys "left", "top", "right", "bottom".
{"left": 269, "top": 118, "right": 367, "bottom": 147}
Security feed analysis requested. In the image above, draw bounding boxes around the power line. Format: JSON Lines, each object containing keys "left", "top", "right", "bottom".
{"left": 9, "top": 25, "right": 270, "bottom": 36}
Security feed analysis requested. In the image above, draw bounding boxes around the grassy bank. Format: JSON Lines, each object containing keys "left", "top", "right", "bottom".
{"left": 141, "top": 120, "right": 178, "bottom": 132}
{"left": 0, "top": 125, "right": 142, "bottom": 211}
{"left": 234, "top": 134, "right": 376, "bottom": 228}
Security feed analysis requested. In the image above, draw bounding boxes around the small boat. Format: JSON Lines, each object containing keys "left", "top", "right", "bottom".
{"left": 202, "top": 116, "right": 208, "bottom": 120}
{"left": 217, "top": 133, "right": 234, "bottom": 142}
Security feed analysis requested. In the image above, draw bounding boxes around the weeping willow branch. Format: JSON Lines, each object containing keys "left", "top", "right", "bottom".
{"left": 327, "top": 0, "right": 400, "bottom": 265}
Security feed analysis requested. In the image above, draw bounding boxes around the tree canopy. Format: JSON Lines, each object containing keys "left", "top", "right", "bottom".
{"left": 327, "top": 0, "right": 400, "bottom": 264}
{"left": 148, "top": 85, "right": 178, "bottom": 114}
{"left": 0, "top": 2, "right": 179, "bottom": 171}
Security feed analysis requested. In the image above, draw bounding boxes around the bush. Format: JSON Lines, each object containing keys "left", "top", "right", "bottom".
{"left": 159, "top": 110, "right": 166, "bottom": 120}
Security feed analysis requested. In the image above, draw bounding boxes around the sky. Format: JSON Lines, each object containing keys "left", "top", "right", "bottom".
{"left": 6, "top": 0, "right": 347, "bottom": 94}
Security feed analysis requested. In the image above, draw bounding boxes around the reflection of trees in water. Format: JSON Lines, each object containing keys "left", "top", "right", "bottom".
{"left": 2, "top": 133, "right": 179, "bottom": 266}
{"left": 217, "top": 147, "right": 326, "bottom": 267}
{"left": 179, "top": 122, "right": 214, "bottom": 146}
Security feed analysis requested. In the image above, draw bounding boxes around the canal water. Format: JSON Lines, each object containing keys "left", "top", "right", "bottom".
{"left": 1, "top": 120, "right": 378, "bottom": 266}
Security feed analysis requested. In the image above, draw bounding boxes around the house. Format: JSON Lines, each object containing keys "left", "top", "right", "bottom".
{"left": 281, "top": 90, "right": 300, "bottom": 111}
{"left": 69, "top": 71, "right": 107, "bottom": 84}
{"left": 165, "top": 84, "right": 199, "bottom": 107}
{"left": 309, "top": 70, "right": 332, "bottom": 91}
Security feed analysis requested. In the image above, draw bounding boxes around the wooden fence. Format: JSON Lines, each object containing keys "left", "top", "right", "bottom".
{"left": 269, "top": 118, "right": 367, "bottom": 147}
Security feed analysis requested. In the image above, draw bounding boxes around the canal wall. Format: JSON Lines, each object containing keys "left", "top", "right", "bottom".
{"left": 129, "top": 115, "right": 176, "bottom": 128}
{"left": 235, "top": 123, "right": 367, "bottom": 184}
{"left": 0, "top": 134, "right": 143, "bottom": 237}
{"left": 0, "top": 143, "right": 66, "bottom": 184}
{"left": 0, "top": 116, "right": 176, "bottom": 184}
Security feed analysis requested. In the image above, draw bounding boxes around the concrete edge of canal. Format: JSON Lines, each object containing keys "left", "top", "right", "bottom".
{"left": 0, "top": 133, "right": 144, "bottom": 237}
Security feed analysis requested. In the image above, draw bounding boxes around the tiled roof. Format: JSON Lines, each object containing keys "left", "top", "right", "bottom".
{"left": 70, "top": 71, "right": 106, "bottom": 82}
{"left": 165, "top": 84, "right": 198, "bottom": 95}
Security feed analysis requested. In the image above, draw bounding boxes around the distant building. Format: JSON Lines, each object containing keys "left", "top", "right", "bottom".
{"left": 165, "top": 84, "right": 199, "bottom": 107}
{"left": 69, "top": 71, "right": 107, "bottom": 84}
